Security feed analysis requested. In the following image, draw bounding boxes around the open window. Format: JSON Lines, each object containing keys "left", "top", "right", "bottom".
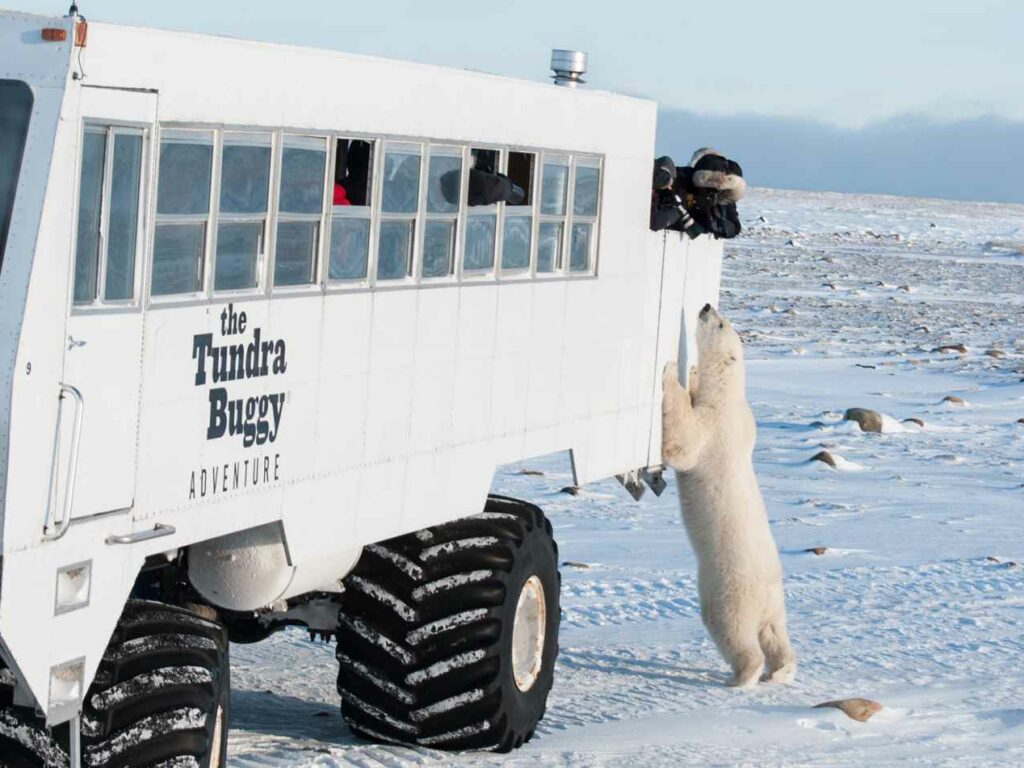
{"left": 537, "top": 154, "right": 569, "bottom": 274}
{"left": 570, "top": 157, "right": 601, "bottom": 274}
{"left": 73, "top": 125, "right": 145, "bottom": 305}
{"left": 377, "top": 141, "right": 422, "bottom": 281}
{"left": 151, "top": 130, "right": 214, "bottom": 297}
{"left": 214, "top": 132, "right": 272, "bottom": 292}
{"left": 501, "top": 151, "right": 534, "bottom": 272}
{"left": 463, "top": 147, "right": 499, "bottom": 272}
{"left": 328, "top": 138, "right": 374, "bottom": 281}
{"left": 274, "top": 135, "right": 327, "bottom": 287}
{"left": 422, "top": 144, "right": 462, "bottom": 279}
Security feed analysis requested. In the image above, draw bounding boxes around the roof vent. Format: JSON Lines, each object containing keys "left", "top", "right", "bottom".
{"left": 551, "top": 49, "right": 588, "bottom": 88}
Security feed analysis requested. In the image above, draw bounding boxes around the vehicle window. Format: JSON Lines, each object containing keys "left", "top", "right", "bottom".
{"left": 73, "top": 130, "right": 106, "bottom": 303}
{"left": 329, "top": 218, "right": 370, "bottom": 280}
{"left": 73, "top": 127, "right": 145, "bottom": 304}
{"left": 570, "top": 159, "right": 601, "bottom": 273}
{"left": 152, "top": 130, "right": 213, "bottom": 296}
{"left": 381, "top": 144, "right": 421, "bottom": 214}
{"left": 536, "top": 155, "right": 569, "bottom": 273}
{"left": 105, "top": 133, "right": 144, "bottom": 299}
{"left": 377, "top": 220, "right": 414, "bottom": 280}
{"left": 275, "top": 135, "right": 326, "bottom": 287}
{"left": 0, "top": 80, "right": 33, "bottom": 274}
{"left": 422, "top": 145, "right": 461, "bottom": 278}
{"left": 464, "top": 217, "right": 496, "bottom": 271}
{"left": 463, "top": 147, "right": 498, "bottom": 272}
{"left": 155, "top": 140, "right": 212, "bottom": 216}
{"left": 334, "top": 138, "right": 373, "bottom": 207}
{"left": 573, "top": 164, "right": 600, "bottom": 217}
{"left": 569, "top": 222, "right": 592, "bottom": 272}
{"left": 377, "top": 142, "right": 421, "bottom": 280}
{"left": 328, "top": 138, "right": 374, "bottom": 282}
{"left": 540, "top": 160, "right": 568, "bottom": 216}
{"left": 214, "top": 133, "right": 271, "bottom": 291}
{"left": 502, "top": 151, "right": 534, "bottom": 271}
{"left": 279, "top": 140, "right": 325, "bottom": 214}
{"left": 536, "top": 221, "right": 563, "bottom": 274}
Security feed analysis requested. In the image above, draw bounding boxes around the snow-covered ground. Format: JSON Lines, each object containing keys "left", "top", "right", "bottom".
{"left": 228, "top": 189, "right": 1024, "bottom": 767}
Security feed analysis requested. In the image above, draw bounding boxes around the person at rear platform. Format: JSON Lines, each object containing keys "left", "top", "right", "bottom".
{"left": 650, "top": 149, "right": 744, "bottom": 240}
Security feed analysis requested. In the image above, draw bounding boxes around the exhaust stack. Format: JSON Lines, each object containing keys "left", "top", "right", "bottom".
{"left": 551, "top": 49, "right": 587, "bottom": 88}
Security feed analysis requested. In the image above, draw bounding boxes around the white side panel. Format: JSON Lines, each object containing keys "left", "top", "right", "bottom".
{"left": 642, "top": 232, "right": 724, "bottom": 468}
{"left": 0, "top": 11, "right": 72, "bottom": 87}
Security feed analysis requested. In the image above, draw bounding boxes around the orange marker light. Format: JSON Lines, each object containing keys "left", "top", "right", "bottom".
{"left": 41, "top": 27, "right": 68, "bottom": 43}
{"left": 74, "top": 20, "right": 88, "bottom": 47}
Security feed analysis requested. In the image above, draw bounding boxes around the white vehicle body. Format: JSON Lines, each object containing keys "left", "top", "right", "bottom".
{"left": 0, "top": 10, "right": 721, "bottom": 726}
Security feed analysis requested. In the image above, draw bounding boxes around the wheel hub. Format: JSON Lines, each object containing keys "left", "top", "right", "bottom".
{"left": 511, "top": 575, "right": 547, "bottom": 692}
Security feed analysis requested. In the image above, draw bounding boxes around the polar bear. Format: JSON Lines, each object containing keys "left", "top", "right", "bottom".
{"left": 662, "top": 304, "right": 796, "bottom": 688}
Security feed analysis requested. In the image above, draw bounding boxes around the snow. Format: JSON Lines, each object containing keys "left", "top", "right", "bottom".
{"left": 406, "top": 608, "right": 488, "bottom": 647}
{"left": 412, "top": 570, "right": 494, "bottom": 601}
{"left": 227, "top": 188, "right": 1024, "bottom": 766}
{"left": 419, "top": 537, "right": 501, "bottom": 563}
{"left": 346, "top": 576, "right": 417, "bottom": 621}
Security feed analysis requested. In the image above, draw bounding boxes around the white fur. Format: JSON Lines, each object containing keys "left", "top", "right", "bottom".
{"left": 691, "top": 169, "right": 747, "bottom": 202}
{"left": 662, "top": 306, "right": 796, "bottom": 688}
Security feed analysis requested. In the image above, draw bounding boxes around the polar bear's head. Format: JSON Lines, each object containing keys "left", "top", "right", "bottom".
{"left": 695, "top": 304, "right": 745, "bottom": 403}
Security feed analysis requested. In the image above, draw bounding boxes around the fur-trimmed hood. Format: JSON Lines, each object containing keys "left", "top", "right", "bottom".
{"left": 690, "top": 149, "right": 746, "bottom": 203}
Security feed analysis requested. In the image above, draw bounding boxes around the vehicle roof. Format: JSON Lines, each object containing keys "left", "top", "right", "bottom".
{"left": 2, "top": 8, "right": 649, "bottom": 107}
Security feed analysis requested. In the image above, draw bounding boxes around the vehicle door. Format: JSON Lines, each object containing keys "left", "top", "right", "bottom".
{"left": 61, "top": 86, "right": 156, "bottom": 520}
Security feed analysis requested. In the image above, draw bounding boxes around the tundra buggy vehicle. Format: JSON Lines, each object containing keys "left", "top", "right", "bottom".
{"left": 0, "top": 8, "right": 722, "bottom": 765}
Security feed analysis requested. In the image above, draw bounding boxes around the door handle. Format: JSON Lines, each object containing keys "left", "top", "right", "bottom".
{"left": 42, "top": 384, "right": 85, "bottom": 542}
{"left": 105, "top": 524, "right": 176, "bottom": 546}
{"left": 67, "top": 335, "right": 87, "bottom": 350}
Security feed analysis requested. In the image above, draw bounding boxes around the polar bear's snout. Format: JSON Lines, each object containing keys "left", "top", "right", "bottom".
{"left": 700, "top": 303, "right": 714, "bottom": 319}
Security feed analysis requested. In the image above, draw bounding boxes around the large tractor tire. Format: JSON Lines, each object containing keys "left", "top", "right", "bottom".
{"left": 336, "top": 496, "right": 560, "bottom": 752}
{"left": 0, "top": 601, "right": 229, "bottom": 767}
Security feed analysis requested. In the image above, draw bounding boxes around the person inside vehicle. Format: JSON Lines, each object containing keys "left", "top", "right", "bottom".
{"left": 441, "top": 153, "right": 526, "bottom": 206}
{"left": 334, "top": 139, "right": 372, "bottom": 207}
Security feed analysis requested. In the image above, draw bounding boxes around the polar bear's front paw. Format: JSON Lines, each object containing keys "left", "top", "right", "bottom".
{"left": 663, "top": 361, "right": 680, "bottom": 390}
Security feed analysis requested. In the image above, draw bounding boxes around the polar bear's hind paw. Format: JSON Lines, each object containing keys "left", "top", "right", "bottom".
{"left": 762, "top": 661, "right": 797, "bottom": 685}
{"left": 726, "top": 671, "right": 761, "bottom": 689}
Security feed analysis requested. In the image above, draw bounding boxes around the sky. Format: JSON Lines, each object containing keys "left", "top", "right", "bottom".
{"left": 9, "top": 0, "right": 1024, "bottom": 201}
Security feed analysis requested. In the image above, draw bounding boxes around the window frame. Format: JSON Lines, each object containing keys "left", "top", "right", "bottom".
{"left": 535, "top": 152, "right": 571, "bottom": 278}
{"left": 270, "top": 133, "right": 330, "bottom": 292}
{"left": 419, "top": 142, "right": 464, "bottom": 283}
{"left": 71, "top": 122, "right": 149, "bottom": 312}
{"left": 324, "top": 135, "right": 378, "bottom": 290}
{"left": 460, "top": 145, "right": 503, "bottom": 281}
{"left": 375, "top": 140, "right": 424, "bottom": 287}
{"left": 499, "top": 148, "right": 539, "bottom": 278}
{"left": 149, "top": 127, "right": 216, "bottom": 304}
{"left": 145, "top": 122, "right": 604, "bottom": 306}
{"left": 210, "top": 130, "right": 275, "bottom": 296}
{"left": 567, "top": 154, "right": 602, "bottom": 276}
